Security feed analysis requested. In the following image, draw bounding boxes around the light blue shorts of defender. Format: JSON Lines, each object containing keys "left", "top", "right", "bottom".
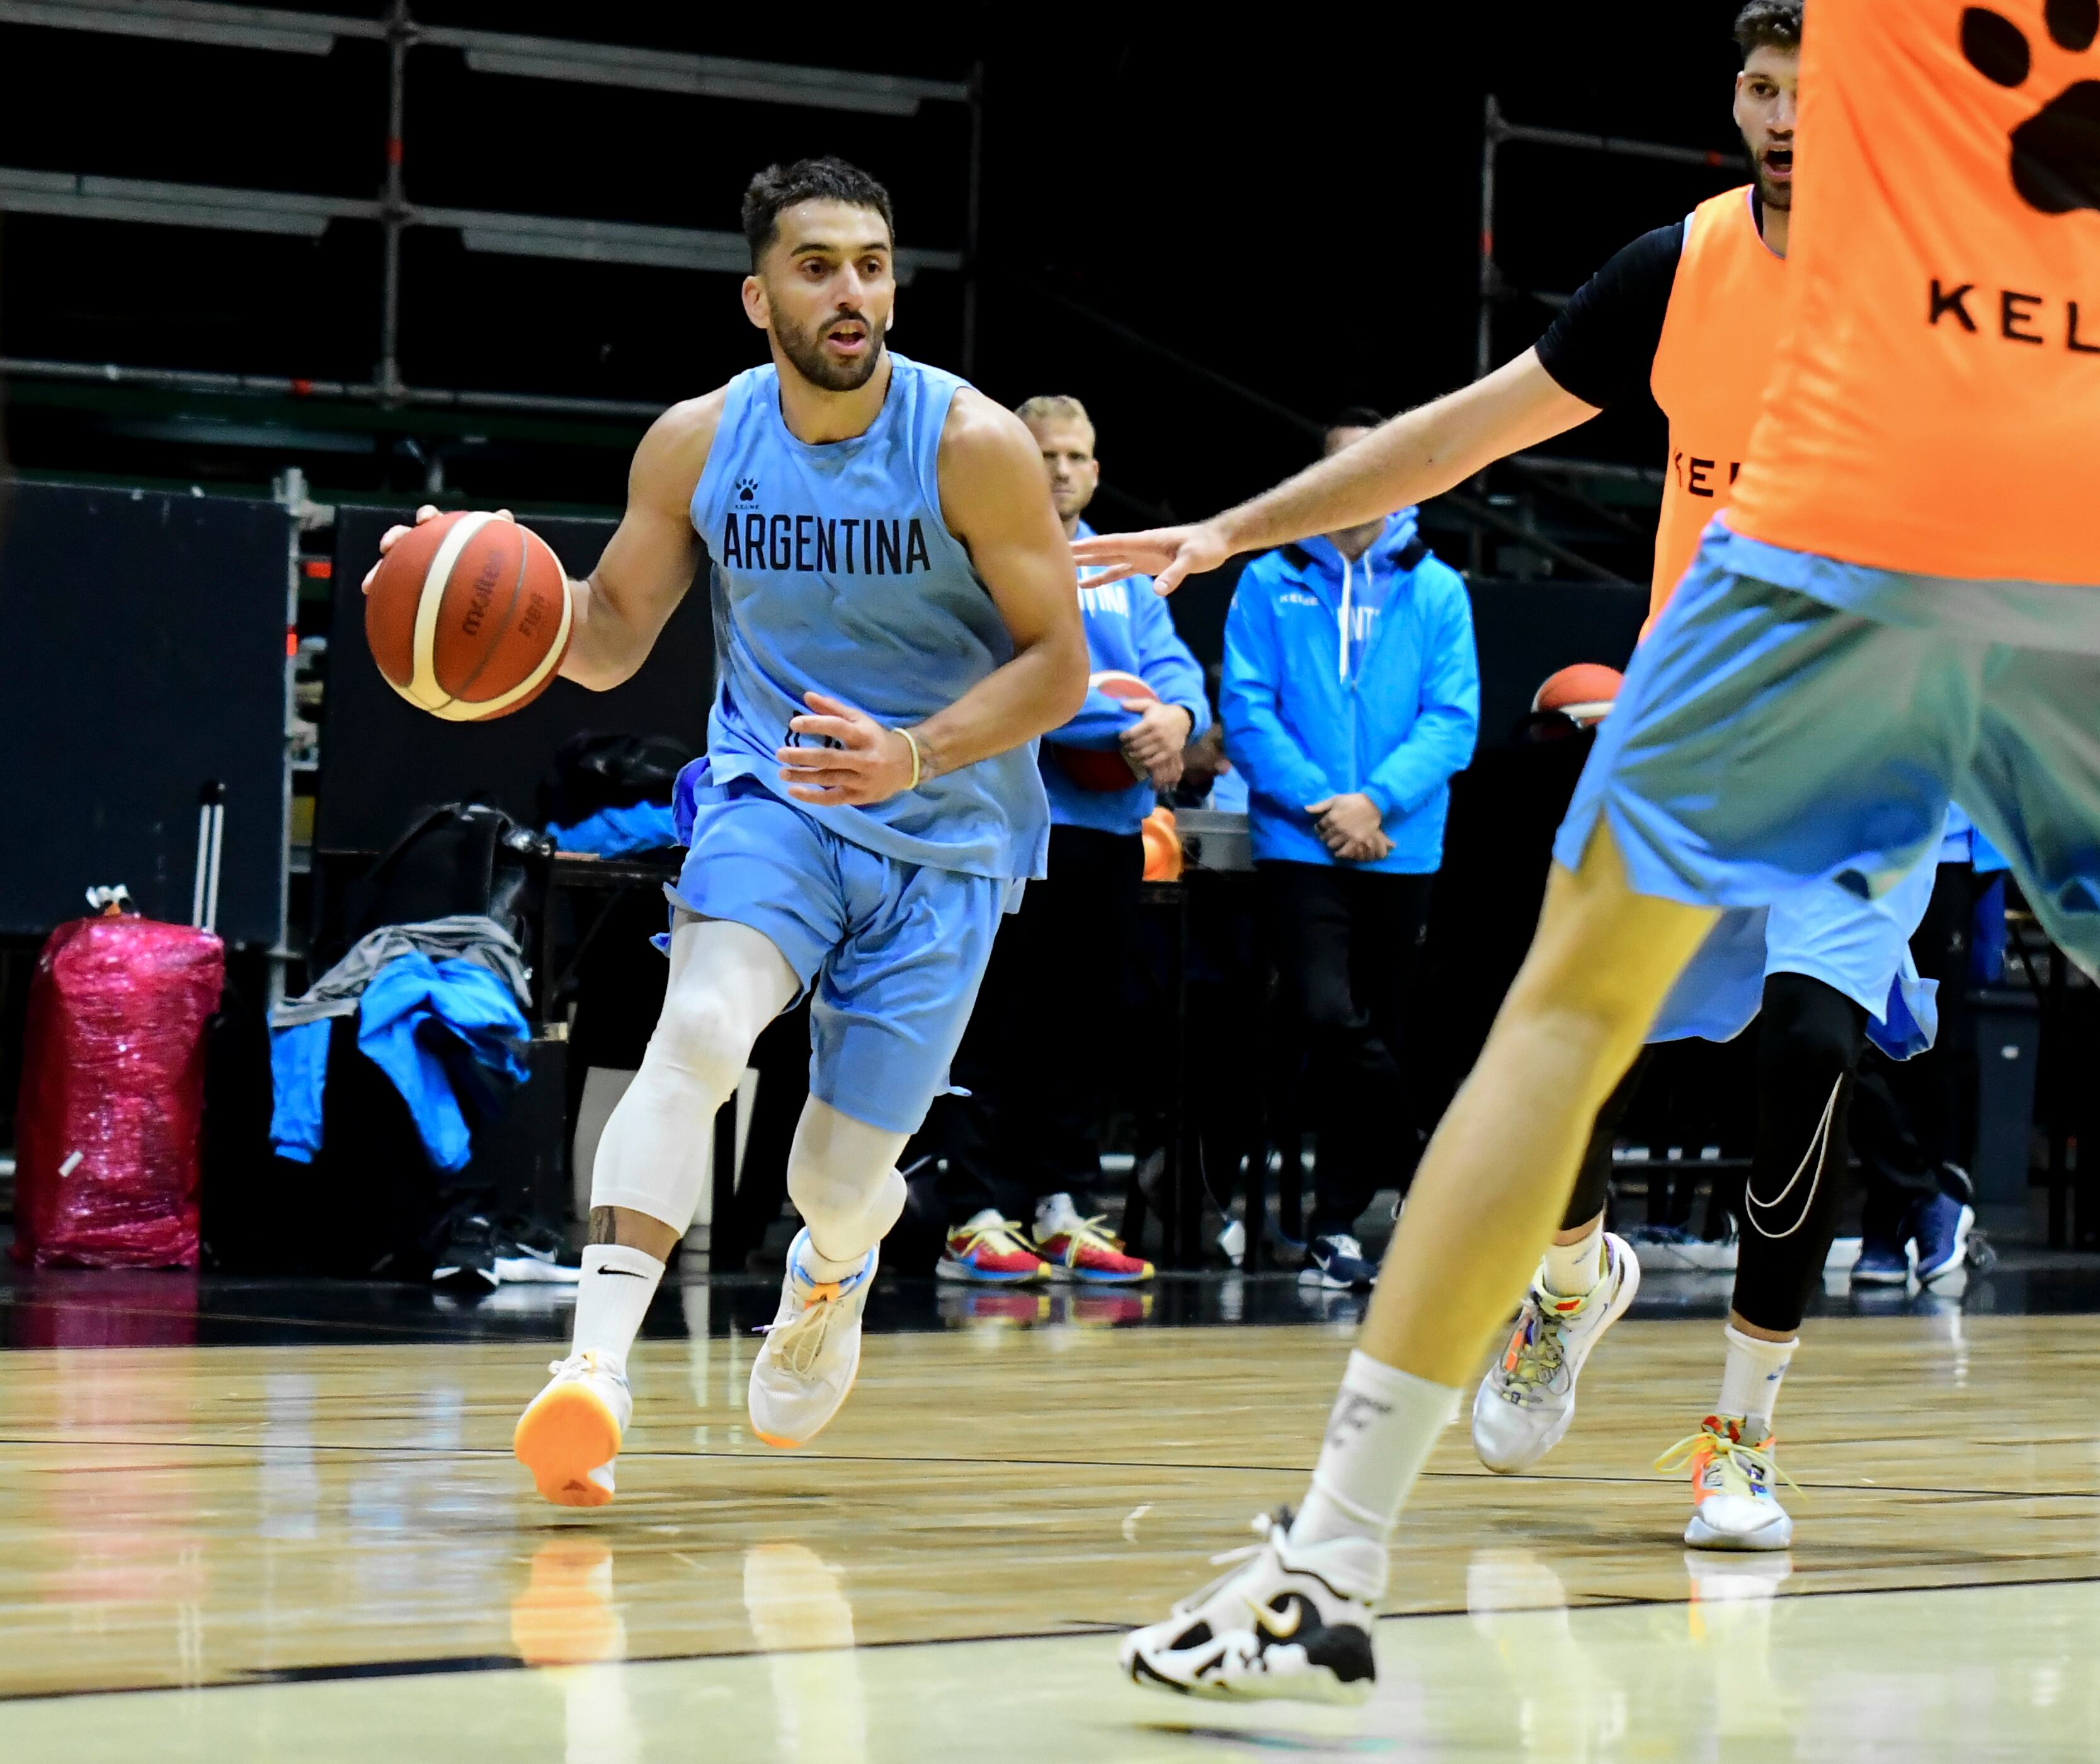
{"left": 1556, "top": 521, "right": 2100, "bottom": 980}
{"left": 1649, "top": 854, "right": 1939, "bottom": 1060}
{"left": 665, "top": 776, "right": 1012, "bottom": 1135}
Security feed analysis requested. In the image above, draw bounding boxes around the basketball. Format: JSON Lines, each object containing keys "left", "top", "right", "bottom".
{"left": 365, "top": 510, "right": 574, "bottom": 722}
{"left": 1051, "top": 670, "right": 1159, "bottom": 791}
{"left": 1532, "top": 662, "right": 1624, "bottom": 728}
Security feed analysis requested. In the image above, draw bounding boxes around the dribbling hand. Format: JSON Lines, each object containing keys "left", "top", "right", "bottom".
{"left": 360, "top": 504, "right": 514, "bottom": 595}
{"left": 1069, "top": 521, "right": 1231, "bottom": 597}
{"left": 777, "top": 692, "right": 919, "bottom": 806}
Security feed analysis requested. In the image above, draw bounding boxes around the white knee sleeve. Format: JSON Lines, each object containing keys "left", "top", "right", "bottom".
{"left": 785, "top": 1099, "right": 909, "bottom": 1266}
{"left": 590, "top": 919, "right": 798, "bottom": 1232}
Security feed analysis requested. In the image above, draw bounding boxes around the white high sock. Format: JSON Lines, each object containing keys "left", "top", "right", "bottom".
{"left": 1541, "top": 1215, "right": 1606, "bottom": 1297}
{"left": 786, "top": 1099, "right": 909, "bottom": 1281}
{"left": 1291, "top": 1350, "right": 1461, "bottom": 1547}
{"left": 571, "top": 1244, "right": 663, "bottom": 1372}
{"left": 1717, "top": 1324, "right": 1797, "bottom": 1433}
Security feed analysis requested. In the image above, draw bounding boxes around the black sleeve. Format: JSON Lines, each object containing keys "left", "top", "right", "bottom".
{"left": 1532, "top": 221, "right": 1685, "bottom": 410}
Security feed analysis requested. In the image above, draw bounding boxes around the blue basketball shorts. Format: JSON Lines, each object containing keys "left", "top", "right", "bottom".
{"left": 665, "top": 776, "right": 1015, "bottom": 1135}
{"left": 1556, "top": 522, "right": 2100, "bottom": 980}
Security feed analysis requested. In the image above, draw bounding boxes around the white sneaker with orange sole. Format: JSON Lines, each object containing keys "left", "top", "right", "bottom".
{"left": 513, "top": 1349, "right": 632, "bottom": 1508}
{"left": 748, "top": 1228, "right": 876, "bottom": 1448}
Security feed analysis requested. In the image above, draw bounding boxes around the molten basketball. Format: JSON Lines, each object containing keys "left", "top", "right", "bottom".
{"left": 1051, "top": 670, "right": 1160, "bottom": 792}
{"left": 365, "top": 511, "right": 573, "bottom": 722}
{"left": 1531, "top": 662, "right": 1624, "bottom": 728}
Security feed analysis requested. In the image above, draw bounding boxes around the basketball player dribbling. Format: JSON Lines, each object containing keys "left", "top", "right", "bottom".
{"left": 1084, "top": 0, "right": 2100, "bottom": 1702}
{"left": 370, "top": 158, "right": 1088, "bottom": 1506}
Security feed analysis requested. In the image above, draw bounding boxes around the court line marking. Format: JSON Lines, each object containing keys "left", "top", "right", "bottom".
{"left": 4, "top": 1569, "right": 2098, "bottom": 1709}
{"left": 0, "top": 1435, "right": 2091, "bottom": 1504}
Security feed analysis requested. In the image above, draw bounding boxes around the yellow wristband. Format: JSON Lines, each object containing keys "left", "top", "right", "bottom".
{"left": 898, "top": 726, "right": 923, "bottom": 791}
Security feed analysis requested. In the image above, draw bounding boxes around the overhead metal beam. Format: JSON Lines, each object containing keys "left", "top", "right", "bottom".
{"left": 0, "top": 167, "right": 379, "bottom": 235}
{"left": 0, "top": 169, "right": 962, "bottom": 277}
{"left": 0, "top": 1, "right": 969, "bottom": 112}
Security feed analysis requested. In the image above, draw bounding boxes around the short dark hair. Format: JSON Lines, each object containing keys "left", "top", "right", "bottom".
{"left": 741, "top": 156, "right": 895, "bottom": 268}
{"left": 1322, "top": 406, "right": 1386, "bottom": 454}
{"left": 1733, "top": 0, "right": 1801, "bottom": 57}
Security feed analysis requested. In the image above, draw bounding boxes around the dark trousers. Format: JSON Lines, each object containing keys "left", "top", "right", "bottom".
{"left": 1260, "top": 859, "right": 1435, "bottom": 1241}
{"left": 1851, "top": 861, "right": 1984, "bottom": 1240}
{"left": 923, "top": 825, "right": 1143, "bottom": 1227}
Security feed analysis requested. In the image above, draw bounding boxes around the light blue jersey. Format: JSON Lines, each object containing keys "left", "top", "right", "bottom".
{"left": 686, "top": 352, "right": 1049, "bottom": 882}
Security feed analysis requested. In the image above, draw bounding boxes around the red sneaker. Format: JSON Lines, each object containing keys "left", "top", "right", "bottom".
{"left": 1034, "top": 1212, "right": 1154, "bottom": 1284}
{"left": 937, "top": 1213, "right": 1049, "bottom": 1284}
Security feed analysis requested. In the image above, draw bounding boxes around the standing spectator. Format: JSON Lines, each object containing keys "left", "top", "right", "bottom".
{"left": 1223, "top": 410, "right": 1480, "bottom": 1289}
{"left": 922, "top": 396, "right": 1212, "bottom": 1283}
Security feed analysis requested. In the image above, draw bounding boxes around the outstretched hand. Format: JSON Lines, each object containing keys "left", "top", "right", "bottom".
{"left": 360, "top": 503, "right": 513, "bottom": 595}
{"left": 1069, "top": 521, "right": 1231, "bottom": 597}
{"left": 777, "top": 691, "right": 919, "bottom": 806}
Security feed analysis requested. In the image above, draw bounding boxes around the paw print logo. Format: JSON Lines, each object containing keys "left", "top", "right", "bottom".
{"left": 736, "top": 476, "right": 760, "bottom": 502}
{"left": 1961, "top": 1, "right": 2100, "bottom": 214}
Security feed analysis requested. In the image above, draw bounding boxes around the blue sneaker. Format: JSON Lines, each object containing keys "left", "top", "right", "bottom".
{"left": 1850, "top": 1235, "right": 1912, "bottom": 1286}
{"left": 1909, "top": 1189, "right": 1975, "bottom": 1285}
{"left": 1300, "top": 1234, "right": 1377, "bottom": 1291}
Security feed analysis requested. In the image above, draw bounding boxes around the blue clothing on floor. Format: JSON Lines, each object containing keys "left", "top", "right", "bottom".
{"left": 1221, "top": 512, "right": 1478, "bottom": 875}
{"left": 355, "top": 954, "right": 531, "bottom": 1172}
{"left": 268, "top": 954, "right": 530, "bottom": 1172}
{"left": 688, "top": 351, "right": 1049, "bottom": 882}
{"left": 1039, "top": 519, "right": 1211, "bottom": 837}
{"left": 548, "top": 801, "right": 680, "bottom": 857}
{"left": 268, "top": 1018, "right": 332, "bottom": 1164}
{"left": 666, "top": 774, "right": 1009, "bottom": 1135}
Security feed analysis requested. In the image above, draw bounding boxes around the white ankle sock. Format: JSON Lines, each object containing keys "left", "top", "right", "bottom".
{"left": 1291, "top": 1350, "right": 1461, "bottom": 1547}
{"left": 1541, "top": 1217, "right": 1606, "bottom": 1297}
{"left": 1717, "top": 1324, "right": 1797, "bottom": 1433}
{"left": 571, "top": 1244, "right": 664, "bottom": 1371}
{"left": 1036, "top": 1191, "right": 1078, "bottom": 1233}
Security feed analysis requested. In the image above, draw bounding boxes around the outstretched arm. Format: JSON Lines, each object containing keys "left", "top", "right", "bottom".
{"left": 776, "top": 388, "right": 1090, "bottom": 806}
{"left": 1072, "top": 350, "right": 1599, "bottom": 594}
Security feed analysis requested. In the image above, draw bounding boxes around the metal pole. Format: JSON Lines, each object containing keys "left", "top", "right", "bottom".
{"left": 960, "top": 60, "right": 984, "bottom": 379}
{"left": 377, "top": 0, "right": 412, "bottom": 403}
{"left": 1472, "top": 94, "right": 1500, "bottom": 575}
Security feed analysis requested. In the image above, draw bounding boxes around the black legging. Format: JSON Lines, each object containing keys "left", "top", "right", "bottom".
{"left": 1561, "top": 971, "right": 1867, "bottom": 1334}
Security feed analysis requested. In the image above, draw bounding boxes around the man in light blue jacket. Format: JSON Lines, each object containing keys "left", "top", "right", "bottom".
{"left": 1222, "top": 410, "right": 1480, "bottom": 1290}
{"left": 926, "top": 396, "right": 1213, "bottom": 1285}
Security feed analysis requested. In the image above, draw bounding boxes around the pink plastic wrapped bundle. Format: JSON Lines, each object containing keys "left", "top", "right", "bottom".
{"left": 13, "top": 915, "right": 224, "bottom": 1268}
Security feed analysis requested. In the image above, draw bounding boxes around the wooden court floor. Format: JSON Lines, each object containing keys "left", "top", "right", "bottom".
{"left": 5, "top": 1301, "right": 2100, "bottom": 1759}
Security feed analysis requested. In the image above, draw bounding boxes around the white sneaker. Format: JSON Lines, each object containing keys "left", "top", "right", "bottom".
{"left": 1471, "top": 1232, "right": 1640, "bottom": 1474}
{"left": 748, "top": 1228, "right": 876, "bottom": 1449}
{"left": 1658, "top": 1417, "right": 1795, "bottom": 1550}
{"left": 1119, "top": 1510, "right": 1382, "bottom": 1705}
{"left": 513, "top": 1349, "right": 632, "bottom": 1508}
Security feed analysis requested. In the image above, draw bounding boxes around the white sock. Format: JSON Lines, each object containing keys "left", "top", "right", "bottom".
{"left": 571, "top": 1244, "right": 663, "bottom": 1372}
{"left": 1716, "top": 1324, "right": 1797, "bottom": 1433}
{"left": 787, "top": 1099, "right": 909, "bottom": 1280}
{"left": 1036, "top": 1191, "right": 1078, "bottom": 1233}
{"left": 1541, "top": 1216, "right": 1606, "bottom": 1297}
{"left": 1291, "top": 1350, "right": 1461, "bottom": 1547}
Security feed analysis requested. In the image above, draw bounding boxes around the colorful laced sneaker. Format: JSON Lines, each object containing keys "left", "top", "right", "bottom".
{"left": 937, "top": 1211, "right": 1049, "bottom": 1284}
{"left": 748, "top": 1228, "right": 876, "bottom": 1449}
{"left": 1656, "top": 1416, "right": 1796, "bottom": 1551}
{"left": 513, "top": 1349, "right": 632, "bottom": 1508}
{"left": 1472, "top": 1232, "right": 1641, "bottom": 1474}
{"left": 1120, "top": 1509, "right": 1382, "bottom": 1705}
{"left": 1034, "top": 1208, "right": 1153, "bottom": 1284}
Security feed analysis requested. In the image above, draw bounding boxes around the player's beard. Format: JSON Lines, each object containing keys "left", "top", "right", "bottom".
{"left": 775, "top": 309, "right": 886, "bottom": 393}
{"left": 1754, "top": 146, "right": 1793, "bottom": 211}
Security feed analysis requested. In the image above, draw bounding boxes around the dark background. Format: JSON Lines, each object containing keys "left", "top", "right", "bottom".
{"left": 0, "top": 4, "right": 1752, "bottom": 556}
